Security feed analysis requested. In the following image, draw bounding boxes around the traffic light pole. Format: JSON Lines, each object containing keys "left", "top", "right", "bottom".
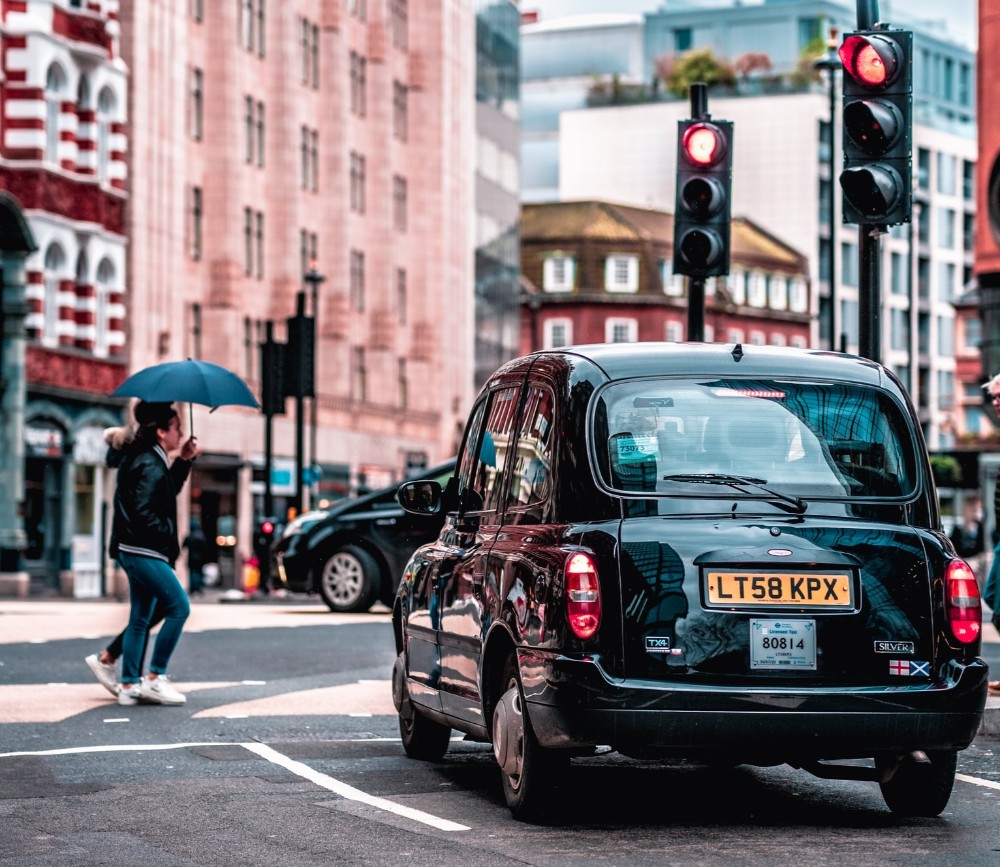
{"left": 858, "top": 227, "right": 882, "bottom": 363}
{"left": 688, "top": 278, "right": 705, "bottom": 342}
{"left": 293, "top": 291, "right": 306, "bottom": 517}
{"left": 263, "top": 321, "right": 275, "bottom": 519}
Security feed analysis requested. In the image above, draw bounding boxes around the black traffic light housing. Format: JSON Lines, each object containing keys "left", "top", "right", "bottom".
{"left": 839, "top": 28, "right": 912, "bottom": 225}
{"left": 673, "top": 118, "right": 733, "bottom": 279}
{"left": 253, "top": 517, "right": 277, "bottom": 567}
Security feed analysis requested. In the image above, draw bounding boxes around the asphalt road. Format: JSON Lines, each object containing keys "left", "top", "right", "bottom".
{"left": 2, "top": 594, "right": 1000, "bottom": 866}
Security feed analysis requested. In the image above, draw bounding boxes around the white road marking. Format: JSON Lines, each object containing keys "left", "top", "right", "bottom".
{"left": 241, "top": 680, "right": 267, "bottom": 685}
{"left": 0, "top": 740, "right": 471, "bottom": 832}
{"left": 103, "top": 718, "right": 131, "bottom": 723}
{"left": 242, "top": 742, "right": 470, "bottom": 832}
{"left": 957, "top": 772, "right": 1000, "bottom": 791}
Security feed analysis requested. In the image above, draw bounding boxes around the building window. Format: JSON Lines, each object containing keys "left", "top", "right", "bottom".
{"left": 301, "top": 19, "right": 319, "bottom": 87}
{"left": 191, "top": 68, "right": 203, "bottom": 140}
{"left": 747, "top": 271, "right": 767, "bottom": 307}
{"left": 789, "top": 278, "right": 808, "bottom": 312}
{"left": 244, "top": 207, "right": 253, "bottom": 275}
{"left": 255, "top": 211, "right": 264, "bottom": 278}
{"left": 398, "top": 358, "right": 408, "bottom": 409}
{"left": 192, "top": 0, "right": 204, "bottom": 22}
{"left": 727, "top": 269, "right": 747, "bottom": 305}
{"left": 96, "top": 87, "right": 115, "bottom": 184}
{"left": 241, "top": 0, "right": 254, "bottom": 51}
{"left": 770, "top": 333, "right": 787, "bottom": 347}
{"left": 350, "top": 152, "right": 366, "bottom": 213}
{"left": 95, "top": 258, "right": 115, "bottom": 357}
{"left": 348, "top": 0, "right": 367, "bottom": 20}
{"left": 674, "top": 28, "right": 692, "bottom": 52}
{"left": 310, "top": 129, "right": 318, "bottom": 191}
{"left": 300, "top": 228, "right": 317, "bottom": 275}
{"left": 257, "top": 0, "right": 265, "bottom": 56}
{"left": 963, "top": 160, "right": 975, "bottom": 200}
{"left": 937, "top": 207, "right": 956, "bottom": 248}
{"left": 841, "top": 243, "right": 859, "bottom": 286}
{"left": 605, "top": 255, "right": 638, "bottom": 293}
{"left": 256, "top": 101, "right": 265, "bottom": 166}
{"left": 393, "top": 81, "right": 408, "bottom": 140}
{"left": 396, "top": 268, "right": 407, "bottom": 324}
{"left": 749, "top": 330, "right": 766, "bottom": 345}
{"left": 605, "top": 318, "right": 637, "bottom": 343}
{"left": 350, "top": 52, "right": 367, "bottom": 116}
{"left": 246, "top": 97, "right": 255, "bottom": 163}
{"left": 191, "top": 186, "right": 203, "bottom": 261}
{"left": 767, "top": 275, "right": 788, "bottom": 310}
{"left": 665, "top": 320, "right": 683, "bottom": 342}
{"left": 45, "top": 63, "right": 67, "bottom": 165}
{"left": 350, "top": 249, "right": 365, "bottom": 311}
{"left": 393, "top": 175, "right": 407, "bottom": 231}
{"left": 544, "top": 318, "right": 572, "bottom": 349}
{"left": 937, "top": 153, "right": 957, "bottom": 196}
{"left": 727, "top": 328, "right": 744, "bottom": 344}
{"left": 543, "top": 256, "right": 575, "bottom": 292}
{"left": 659, "top": 259, "right": 685, "bottom": 297}
{"left": 917, "top": 148, "right": 931, "bottom": 191}
{"left": 352, "top": 346, "right": 367, "bottom": 401}
{"left": 43, "top": 243, "right": 66, "bottom": 345}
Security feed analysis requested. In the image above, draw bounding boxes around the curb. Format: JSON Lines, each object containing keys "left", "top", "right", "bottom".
{"left": 981, "top": 697, "right": 1000, "bottom": 738}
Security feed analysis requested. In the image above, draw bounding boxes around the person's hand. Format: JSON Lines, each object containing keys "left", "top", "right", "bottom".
{"left": 180, "top": 436, "right": 201, "bottom": 461}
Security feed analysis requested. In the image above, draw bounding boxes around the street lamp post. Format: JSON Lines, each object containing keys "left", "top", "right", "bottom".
{"left": 303, "top": 261, "right": 326, "bottom": 509}
{"left": 814, "top": 28, "right": 840, "bottom": 352}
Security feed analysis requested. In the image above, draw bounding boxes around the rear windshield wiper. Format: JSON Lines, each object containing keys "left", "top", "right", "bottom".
{"left": 662, "top": 473, "right": 807, "bottom": 515}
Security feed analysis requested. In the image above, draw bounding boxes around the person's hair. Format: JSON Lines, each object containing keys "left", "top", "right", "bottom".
{"left": 133, "top": 401, "right": 178, "bottom": 447}
{"left": 982, "top": 374, "right": 1000, "bottom": 395}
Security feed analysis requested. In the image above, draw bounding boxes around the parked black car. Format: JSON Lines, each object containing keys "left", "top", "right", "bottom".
{"left": 391, "top": 343, "right": 988, "bottom": 822}
{"left": 272, "top": 459, "right": 455, "bottom": 612}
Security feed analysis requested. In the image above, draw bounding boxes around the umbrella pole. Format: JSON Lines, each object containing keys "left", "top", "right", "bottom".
{"left": 189, "top": 402, "right": 194, "bottom": 437}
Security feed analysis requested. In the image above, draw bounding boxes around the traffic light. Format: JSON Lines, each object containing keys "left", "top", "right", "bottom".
{"left": 284, "top": 310, "right": 315, "bottom": 399}
{"left": 673, "top": 118, "right": 733, "bottom": 279}
{"left": 260, "top": 334, "right": 286, "bottom": 416}
{"left": 253, "top": 517, "right": 277, "bottom": 568}
{"left": 838, "top": 28, "right": 912, "bottom": 225}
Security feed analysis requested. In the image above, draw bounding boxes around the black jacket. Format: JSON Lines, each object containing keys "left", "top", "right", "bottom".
{"left": 109, "top": 444, "right": 192, "bottom": 566}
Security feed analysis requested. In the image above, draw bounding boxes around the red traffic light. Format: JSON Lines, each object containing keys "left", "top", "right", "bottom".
{"left": 681, "top": 123, "right": 726, "bottom": 167}
{"left": 261, "top": 521, "right": 274, "bottom": 535}
{"left": 839, "top": 34, "right": 902, "bottom": 88}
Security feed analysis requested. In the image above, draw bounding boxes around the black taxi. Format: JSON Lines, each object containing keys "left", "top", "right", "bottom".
{"left": 391, "top": 343, "right": 988, "bottom": 822}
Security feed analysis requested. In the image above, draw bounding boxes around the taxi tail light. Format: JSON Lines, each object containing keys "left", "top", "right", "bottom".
{"left": 566, "top": 552, "right": 601, "bottom": 640}
{"left": 945, "top": 559, "right": 981, "bottom": 644}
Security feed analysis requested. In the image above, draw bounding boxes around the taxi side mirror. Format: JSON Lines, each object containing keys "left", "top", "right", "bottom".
{"left": 396, "top": 480, "right": 442, "bottom": 515}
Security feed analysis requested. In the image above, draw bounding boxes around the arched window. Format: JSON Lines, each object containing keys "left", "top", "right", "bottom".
{"left": 43, "top": 243, "right": 67, "bottom": 345}
{"left": 95, "top": 258, "right": 115, "bottom": 356}
{"left": 97, "top": 87, "right": 116, "bottom": 183}
{"left": 45, "top": 63, "right": 68, "bottom": 164}
{"left": 77, "top": 75, "right": 91, "bottom": 109}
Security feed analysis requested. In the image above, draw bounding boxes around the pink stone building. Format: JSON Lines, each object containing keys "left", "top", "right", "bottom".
{"left": 116, "top": 1, "right": 476, "bottom": 586}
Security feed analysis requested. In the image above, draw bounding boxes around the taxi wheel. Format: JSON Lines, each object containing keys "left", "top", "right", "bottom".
{"left": 316, "top": 545, "right": 379, "bottom": 613}
{"left": 398, "top": 679, "right": 451, "bottom": 761}
{"left": 878, "top": 749, "right": 957, "bottom": 817}
{"left": 493, "top": 655, "right": 568, "bottom": 823}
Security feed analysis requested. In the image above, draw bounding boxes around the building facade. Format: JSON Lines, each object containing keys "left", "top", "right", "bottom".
{"left": 520, "top": 200, "right": 810, "bottom": 353}
{"left": 0, "top": 0, "right": 129, "bottom": 596}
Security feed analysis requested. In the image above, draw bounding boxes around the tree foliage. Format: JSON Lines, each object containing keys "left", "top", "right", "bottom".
{"left": 661, "top": 48, "right": 736, "bottom": 98}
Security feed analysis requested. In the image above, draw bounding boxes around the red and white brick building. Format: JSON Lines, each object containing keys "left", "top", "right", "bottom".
{"left": 1, "top": 0, "right": 129, "bottom": 595}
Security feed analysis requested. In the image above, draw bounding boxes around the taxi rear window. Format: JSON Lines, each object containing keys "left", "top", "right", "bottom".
{"left": 592, "top": 378, "right": 917, "bottom": 499}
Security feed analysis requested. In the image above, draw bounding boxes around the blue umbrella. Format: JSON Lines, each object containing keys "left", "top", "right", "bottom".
{"left": 110, "top": 358, "right": 259, "bottom": 432}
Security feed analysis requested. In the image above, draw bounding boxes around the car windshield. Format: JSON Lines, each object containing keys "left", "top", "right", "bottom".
{"left": 592, "top": 377, "right": 917, "bottom": 500}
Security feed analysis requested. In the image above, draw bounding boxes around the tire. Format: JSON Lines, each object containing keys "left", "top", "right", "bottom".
{"left": 397, "top": 672, "right": 451, "bottom": 761}
{"left": 315, "top": 545, "right": 380, "bottom": 613}
{"left": 878, "top": 750, "right": 957, "bottom": 817}
{"left": 492, "top": 655, "right": 568, "bottom": 823}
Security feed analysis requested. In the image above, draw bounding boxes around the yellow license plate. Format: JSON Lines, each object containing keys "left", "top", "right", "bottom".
{"left": 705, "top": 571, "right": 853, "bottom": 609}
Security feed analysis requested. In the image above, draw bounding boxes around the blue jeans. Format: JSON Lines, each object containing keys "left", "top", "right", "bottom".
{"left": 118, "top": 552, "right": 190, "bottom": 683}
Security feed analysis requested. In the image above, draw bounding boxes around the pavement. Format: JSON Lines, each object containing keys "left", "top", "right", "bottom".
{"left": 1, "top": 590, "right": 998, "bottom": 736}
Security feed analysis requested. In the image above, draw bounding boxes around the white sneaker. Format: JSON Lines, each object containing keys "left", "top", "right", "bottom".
{"left": 139, "top": 675, "right": 186, "bottom": 705}
{"left": 118, "top": 683, "right": 142, "bottom": 706}
{"left": 85, "top": 654, "right": 119, "bottom": 697}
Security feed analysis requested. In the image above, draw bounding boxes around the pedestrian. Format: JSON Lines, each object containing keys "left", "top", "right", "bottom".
{"left": 183, "top": 518, "right": 209, "bottom": 595}
{"left": 982, "top": 374, "right": 1000, "bottom": 695}
{"left": 85, "top": 419, "right": 167, "bottom": 695}
{"left": 109, "top": 400, "right": 201, "bottom": 706}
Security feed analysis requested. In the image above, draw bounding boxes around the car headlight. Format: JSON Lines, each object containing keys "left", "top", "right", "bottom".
{"left": 281, "top": 511, "right": 325, "bottom": 540}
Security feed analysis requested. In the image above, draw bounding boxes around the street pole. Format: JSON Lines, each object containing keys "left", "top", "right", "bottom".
{"left": 303, "top": 262, "right": 325, "bottom": 509}
{"left": 814, "top": 28, "right": 840, "bottom": 352}
{"left": 294, "top": 291, "right": 306, "bottom": 516}
{"left": 858, "top": 225, "right": 883, "bottom": 363}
